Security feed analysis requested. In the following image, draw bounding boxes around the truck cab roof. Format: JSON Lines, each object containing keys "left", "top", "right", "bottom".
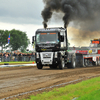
{"left": 36, "top": 27, "right": 66, "bottom": 32}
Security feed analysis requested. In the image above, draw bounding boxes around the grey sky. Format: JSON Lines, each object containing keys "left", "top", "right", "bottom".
{"left": 0, "top": 0, "right": 44, "bottom": 24}
{"left": 1, "top": 0, "right": 100, "bottom": 31}
{"left": 1, "top": 0, "right": 100, "bottom": 48}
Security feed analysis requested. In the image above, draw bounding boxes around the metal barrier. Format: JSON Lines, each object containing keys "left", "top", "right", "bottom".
{"left": 0, "top": 56, "right": 35, "bottom": 62}
{"left": 0, "top": 57, "right": 1, "bottom": 62}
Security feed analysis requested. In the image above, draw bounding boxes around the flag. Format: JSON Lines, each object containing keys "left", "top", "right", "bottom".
{"left": 8, "top": 34, "right": 10, "bottom": 44}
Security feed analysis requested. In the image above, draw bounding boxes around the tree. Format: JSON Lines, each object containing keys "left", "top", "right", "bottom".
{"left": 0, "top": 30, "right": 9, "bottom": 52}
{"left": 0, "top": 29, "right": 30, "bottom": 52}
{"left": 9, "top": 29, "right": 30, "bottom": 51}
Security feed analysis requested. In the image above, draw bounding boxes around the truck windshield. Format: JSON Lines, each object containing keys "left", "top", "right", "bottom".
{"left": 36, "top": 32, "right": 59, "bottom": 44}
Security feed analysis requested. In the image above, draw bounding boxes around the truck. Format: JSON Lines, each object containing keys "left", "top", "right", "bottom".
{"left": 32, "top": 27, "right": 76, "bottom": 69}
{"left": 32, "top": 27, "right": 100, "bottom": 69}
{"left": 76, "top": 39, "right": 100, "bottom": 67}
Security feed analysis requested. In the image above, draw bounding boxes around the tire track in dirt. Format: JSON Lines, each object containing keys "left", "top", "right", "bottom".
{"left": 0, "top": 66, "right": 100, "bottom": 99}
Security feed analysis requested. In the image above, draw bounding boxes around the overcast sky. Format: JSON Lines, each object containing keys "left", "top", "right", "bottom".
{"left": 0, "top": 0, "right": 65, "bottom": 50}
{"left": 0, "top": 0, "right": 44, "bottom": 50}
{"left": 0, "top": 0, "right": 44, "bottom": 24}
{"left": 0, "top": 0, "right": 100, "bottom": 50}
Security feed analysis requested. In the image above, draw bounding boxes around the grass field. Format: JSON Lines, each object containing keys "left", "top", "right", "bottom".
{"left": 22, "top": 76, "right": 100, "bottom": 100}
{"left": 0, "top": 61, "right": 35, "bottom": 65}
{"left": 77, "top": 89, "right": 100, "bottom": 100}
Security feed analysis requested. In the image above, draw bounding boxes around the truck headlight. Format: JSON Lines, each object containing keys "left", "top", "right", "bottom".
{"left": 55, "top": 52, "right": 57, "bottom": 58}
{"left": 36, "top": 53, "right": 39, "bottom": 58}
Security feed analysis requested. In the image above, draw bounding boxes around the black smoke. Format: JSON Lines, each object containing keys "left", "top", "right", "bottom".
{"left": 41, "top": 0, "right": 100, "bottom": 29}
{"left": 41, "top": 0, "right": 61, "bottom": 28}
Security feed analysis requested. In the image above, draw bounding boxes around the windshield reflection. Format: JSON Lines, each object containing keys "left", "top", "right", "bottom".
{"left": 36, "top": 33, "right": 59, "bottom": 44}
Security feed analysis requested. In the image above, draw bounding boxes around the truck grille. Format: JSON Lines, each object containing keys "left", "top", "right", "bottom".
{"left": 43, "top": 53, "right": 51, "bottom": 58}
{"left": 39, "top": 44, "right": 55, "bottom": 47}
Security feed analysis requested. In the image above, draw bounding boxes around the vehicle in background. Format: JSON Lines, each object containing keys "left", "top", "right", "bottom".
{"left": 32, "top": 27, "right": 100, "bottom": 69}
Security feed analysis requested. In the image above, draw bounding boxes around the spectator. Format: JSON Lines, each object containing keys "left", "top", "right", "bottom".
{"left": 0, "top": 51, "right": 35, "bottom": 62}
{"left": 18, "top": 53, "right": 20, "bottom": 61}
{"left": 3, "top": 52, "right": 6, "bottom": 62}
{"left": 13, "top": 52, "right": 17, "bottom": 61}
{"left": 0, "top": 53, "right": 3, "bottom": 62}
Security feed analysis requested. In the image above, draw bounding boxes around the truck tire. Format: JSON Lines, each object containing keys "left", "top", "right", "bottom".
{"left": 67, "top": 55, "right": 76, "bottom": 69}
{"left": 98, "top": 57, "right": 100, "bottom": 65}
{"left": 97, "top": 58, "right": 99, "bottom": 66}
{"left": 37, "top": 63, "right": 43, "bottom": 69}
{"left": 50, "top": 65, "right": 53, "bottom": 69}
{"left": 95, "top": 59, "right": 98, "bottom": 66}
{"left": 50, "top": 64, "right": 57, "bottom": 69}
{"left": 66, "top": 63, "right": 71, "bottom": 68}
{"left": 71, "top": 55, "right": 76, "bottom": 68}
{"left": 59, "top": 56, "right": 65, "bottom": 69}
{"left": 92, "top": 58, "right": 98, "bottom": 66}
{"left": 84, "top": 59, "right": 88, "bottom": 67}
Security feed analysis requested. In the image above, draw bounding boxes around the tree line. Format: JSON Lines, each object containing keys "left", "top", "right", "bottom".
{"left": 0, "top": 29, "right": 30, "bottom": 52}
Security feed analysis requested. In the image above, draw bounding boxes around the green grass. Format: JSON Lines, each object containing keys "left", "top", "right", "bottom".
{"left": 77, "top": 89, "right": 100, "bottom": 100}
{"left": 21, "top": 77, "right": 100, "bottom": 100}
{"left": 0, "top": 61, "right": 35, "bottom": 64}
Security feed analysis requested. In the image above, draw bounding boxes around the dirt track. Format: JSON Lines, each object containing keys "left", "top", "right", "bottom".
{"left": 0, "top": 66, "right": 100, "bottom": 100}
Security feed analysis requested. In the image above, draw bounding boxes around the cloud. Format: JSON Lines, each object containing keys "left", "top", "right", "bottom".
{"left": 0, "top": 0, "right": 44, "bottom": 24}
{"left": 1, "top": 0, "right": 100, "bottom": 49}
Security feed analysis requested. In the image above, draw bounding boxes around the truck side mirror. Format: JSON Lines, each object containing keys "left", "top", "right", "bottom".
{"left": 32, "top": 36, "right": 35, "bottom": 44}
{"left": 60, "top": 35, "right": 64, "bottom": 42}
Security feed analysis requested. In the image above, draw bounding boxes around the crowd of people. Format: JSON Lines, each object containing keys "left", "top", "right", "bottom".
{"left": 0, "top": 51, "right": 35, "bottom": 62}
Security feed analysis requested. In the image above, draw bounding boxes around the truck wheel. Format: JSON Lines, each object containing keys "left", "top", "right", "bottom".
{"left": 97, "top": 58, "right": 99, "bottom": 66}
{"left": 92, "top": 59, "right": 98, "bottom": 66}
{"left": 98, "top": 57, "right": 100, "bottom": 65}
{"left": 84, "top": 59, "right": 88, "bottom": 67}
{"left": 96, "top": 59, "right": 98, "bottom": 66}
{"left": 50, "top": 65, "right": 53, "bottom": 69}
{"left": 95, "top": 59, "right": 98, "bottom": 66}
{"left": 59, "top": 56, "right": 65, "bottom": 69}
{"left": 50, "top": 64, "right": 57, "bottom": 69}
{"left": 67, "top": 63, "right": 71, "bottom": 68}
{"left": 71, "top": 55, "right": 76, "bottom": 68}
{"left": 67, "top": 55, "right": 76, "bottom": 69}
{"left": 37, "top": 63, "right": 43, "bottom": 69}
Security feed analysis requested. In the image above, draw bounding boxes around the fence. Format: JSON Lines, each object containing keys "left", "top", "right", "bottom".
{"left": 0, "top": 55, "right": 35, "bottom": 62}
